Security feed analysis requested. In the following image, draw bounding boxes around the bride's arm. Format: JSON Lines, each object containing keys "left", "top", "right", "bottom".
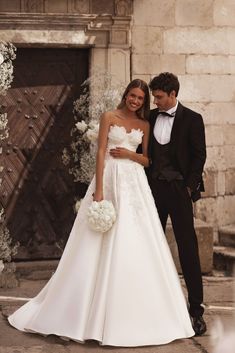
{"left": 93, "top": 113, "right": 111, "bottom": 201}
{"left": 109, "top": 122, "right": 150, "bottom": 167}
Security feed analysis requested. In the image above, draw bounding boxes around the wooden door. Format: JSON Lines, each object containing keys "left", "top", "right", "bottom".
{"left": 0, "top": 48, "right": 89, "bottom": 260}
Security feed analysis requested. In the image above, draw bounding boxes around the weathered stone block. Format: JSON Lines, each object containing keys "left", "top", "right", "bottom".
{"left": 202, "top": 170, "right": 226, "bottom": 198}
{"left": 204, "top": 146, "right": 226, "bottom": 172}
{"left": 203, "top": 169, "right": 217, "bottom": 198}
{"left": 178, "top": 74, "right": 235, "bottom": 102}
{"left": 217, "top": 171, "right": 226, "bottom": 196}
{"left": 132, "top": 54, "right": 161, "bottom": 74}
{"left": 224, "top": 145, "right": 235, "bottom": 169}
{"left": 225, "top": 169, "right": 235, "bottom": 195}
{"left": 219, "top": 224, "right": 235, "bottom": 247}
{"left": 0, "top": 29, "right": 91, "bottom": 46}
{"left": 205, "top": 125, "right": 224, "bottom": 146}
{"left": 223, "top": 125, "right": 235, "bottom": 145}
{"left": 132, "top": 26, "right": 162, "bottom": 54}
{"left": 133, "top": 0, "right": 175, "bottom": 26}
{"left": 186, "top": 102, "right": 235, "bottom": 125}
{"left": 90, "top": 48, "right": 108, "bottom": 72}
{"left": 217, "top": 195, "right": 235, "bottom": 225}
{"left": 158, "top": 54, "right": 186, "bottom": 74}
{"left": 164, "top": 28, "right": 235, "bottom": 55}
{"left": 132, "top": 74, "right": 151, "bottom": 84}
{"left": 132, "top": 54, "right": 185, "bottom": 75}
{"left": 176, "top": 0, "right": 213, "bottom": 26}
{"left": 194, "top": 197, "right": 217, "bottom": 225}
{"left": 214, "top": 0, "right": 235, "bottom": 26}
{"left": 111, "top": 30, "right": 128, "bottom": 45}
{"left": 108, "top": 48, "right": 130, "bottom": 84}
{"left": 196, "top": 196, "right": 235, "bottom": 227}
{"left": 186, "top": 55, "right": 235, "bottom": 74}
{"left": 166, "top": 219, "right": 213, "bottom": 274}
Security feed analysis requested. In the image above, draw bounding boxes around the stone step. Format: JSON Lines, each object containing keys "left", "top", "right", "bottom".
{"left": 219, "top": 224, "right": 235, "bottom": 247}
{"left": 166, "top": 218, "right": 213, "bottom": 274}
{"left": 213, "top": 246, "right": 235, "bottom": 275}
{"left": 15, "top": 260, "right": 59, "bottom": 280}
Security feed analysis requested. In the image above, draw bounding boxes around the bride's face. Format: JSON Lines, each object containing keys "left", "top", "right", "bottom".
{"left": 125, "top": 87, "right": 145, "bottom": 112}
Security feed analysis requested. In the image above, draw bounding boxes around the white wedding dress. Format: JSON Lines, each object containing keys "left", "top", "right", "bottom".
{"left": 8, "top": 125, "right": 194, "bottom": 346}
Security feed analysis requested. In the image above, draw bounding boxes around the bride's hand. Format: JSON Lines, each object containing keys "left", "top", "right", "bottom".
{"left": 92, "top": 191, "right": 103, "bottom": 202}
{"left": 109, "top": 147, "right": 132, "bottom": 159}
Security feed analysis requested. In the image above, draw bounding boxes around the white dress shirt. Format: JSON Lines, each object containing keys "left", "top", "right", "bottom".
{"left": 153, "top": 101, "right": 178, "bottom": 145}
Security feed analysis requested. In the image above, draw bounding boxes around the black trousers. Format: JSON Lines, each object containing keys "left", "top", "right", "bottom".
{"left": 149, "top": 178, "right": 204, "bottom": 317}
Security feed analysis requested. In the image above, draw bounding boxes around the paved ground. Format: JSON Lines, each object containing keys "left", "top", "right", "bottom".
{"left": 0, "top": 273, "right": 234, "bottom": 353}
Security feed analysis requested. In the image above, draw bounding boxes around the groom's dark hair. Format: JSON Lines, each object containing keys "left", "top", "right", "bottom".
{"left": 149, "top": 72, "right": 180, "bottom": 97}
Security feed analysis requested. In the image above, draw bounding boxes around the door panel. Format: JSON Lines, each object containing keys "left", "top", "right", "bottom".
{"left": 0, "top": 48, "right": 89, "bottom": 259}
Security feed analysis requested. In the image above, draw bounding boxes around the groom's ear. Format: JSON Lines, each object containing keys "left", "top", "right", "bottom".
{"left": 170, "top": 90, "right": 176, "bottom": 98}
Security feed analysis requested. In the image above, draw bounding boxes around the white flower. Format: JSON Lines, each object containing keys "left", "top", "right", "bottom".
{"left": 129, "top": 128, "right": 143, "bottom": 145}
{"left": 87, "top": 200, "right": 116, "bottom": 233}
{"left": 0, "top": 53, "right": 4, "bottom": 65}
{"left": 108, "top": 125, "right": 126, "bottom": 143}
{"left": 88, "top": 120, "right": 98, "bottom": 129}
{"left": 0, "top": 42, "right": 16, "bottom": 95}
{"left": 75, "top": 120, "right": 87, "bottom": 132}
{"left": 86, "top": 124, "right": 99, "bottom": 143}
{"left": 75, "top": 199, "right": 82, "bottom": 212}
{"left": 61, "top": 148, "right": 70, "bottom": 165}
{"left": 0, "top": 260, "right": 4, "bottom": 273}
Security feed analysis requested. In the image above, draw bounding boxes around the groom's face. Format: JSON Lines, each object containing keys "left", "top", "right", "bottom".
{"left": 152, "top": 89, "right": 176, "bottom": 111}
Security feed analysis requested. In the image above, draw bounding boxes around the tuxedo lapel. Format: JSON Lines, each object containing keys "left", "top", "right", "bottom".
{"left": 170, "top": 102, "right": 184, "bottom": 149}
{"left": 148, "top": 109, "right": 159, "bottom": 154}
{"left": 149, "top": 108, "right": 159, "bottom": 130}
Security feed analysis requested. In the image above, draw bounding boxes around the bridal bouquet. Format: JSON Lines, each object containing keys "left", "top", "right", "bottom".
{"left": 87, "top": 200, "right": 116, "bottom": 233}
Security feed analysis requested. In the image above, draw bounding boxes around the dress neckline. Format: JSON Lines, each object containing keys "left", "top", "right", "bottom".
{"left": 110, "top": 124, "right": 143, "bottom": 135}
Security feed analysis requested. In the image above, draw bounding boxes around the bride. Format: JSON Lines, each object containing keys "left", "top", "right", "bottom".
{"left": 8, "top": 79, "right": 194, "bottom": 346}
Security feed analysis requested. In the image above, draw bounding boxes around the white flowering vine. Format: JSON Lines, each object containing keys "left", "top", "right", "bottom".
{"left": 62, "top": 70, "right": 124, "bottom": 187}
{"left": 0, "top": 41, "right": 19, "bottom": 280}
{"left": 0, "top": 42, "right": 16, "bottom": 96}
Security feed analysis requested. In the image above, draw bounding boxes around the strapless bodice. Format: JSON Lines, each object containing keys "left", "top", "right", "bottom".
{"left": 107, "top": 125, "right": 143, "bottom": 153}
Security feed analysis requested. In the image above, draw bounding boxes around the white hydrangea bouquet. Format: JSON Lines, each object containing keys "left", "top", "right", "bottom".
{"left": 62, "top": 70, "right": 124, "bottom": 185}
{"left": 87, "top": 200, "right": 116, "bottom": 233}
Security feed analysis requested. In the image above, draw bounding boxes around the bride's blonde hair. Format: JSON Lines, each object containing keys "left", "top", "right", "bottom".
{"left": 117, "top": 79, "right": 150, "bottom": 120}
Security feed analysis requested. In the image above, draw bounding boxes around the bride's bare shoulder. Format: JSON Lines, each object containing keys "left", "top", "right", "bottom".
{"left": 102, "top": 110, "right": 120, "bottom": 120}
{"left": 100, "top": 110, "right": 117, "bottom": 126}
{"left": 139, "top": 119, "right": 150, "bottom": 132}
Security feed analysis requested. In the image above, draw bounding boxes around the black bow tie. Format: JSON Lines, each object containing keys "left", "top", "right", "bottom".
{"left": 157, "top": 111, "right": 175, "bottom": 118}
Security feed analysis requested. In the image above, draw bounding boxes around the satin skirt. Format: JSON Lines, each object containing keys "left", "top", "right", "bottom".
{"left": 8, "top": 157, "right": 194, "bottom": 346}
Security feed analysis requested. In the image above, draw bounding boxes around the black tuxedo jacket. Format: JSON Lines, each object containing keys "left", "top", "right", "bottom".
{"left": 147, "top": 102, "right": 206, "bottom": 202}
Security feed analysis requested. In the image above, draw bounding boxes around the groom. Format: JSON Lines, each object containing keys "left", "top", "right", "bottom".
{"left": 147, "top": 72, "right": 207, "bottom": 335}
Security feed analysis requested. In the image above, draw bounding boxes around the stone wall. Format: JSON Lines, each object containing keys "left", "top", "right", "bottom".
{"left": 132, "top": 0, "right": 235, "bottom": 239}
